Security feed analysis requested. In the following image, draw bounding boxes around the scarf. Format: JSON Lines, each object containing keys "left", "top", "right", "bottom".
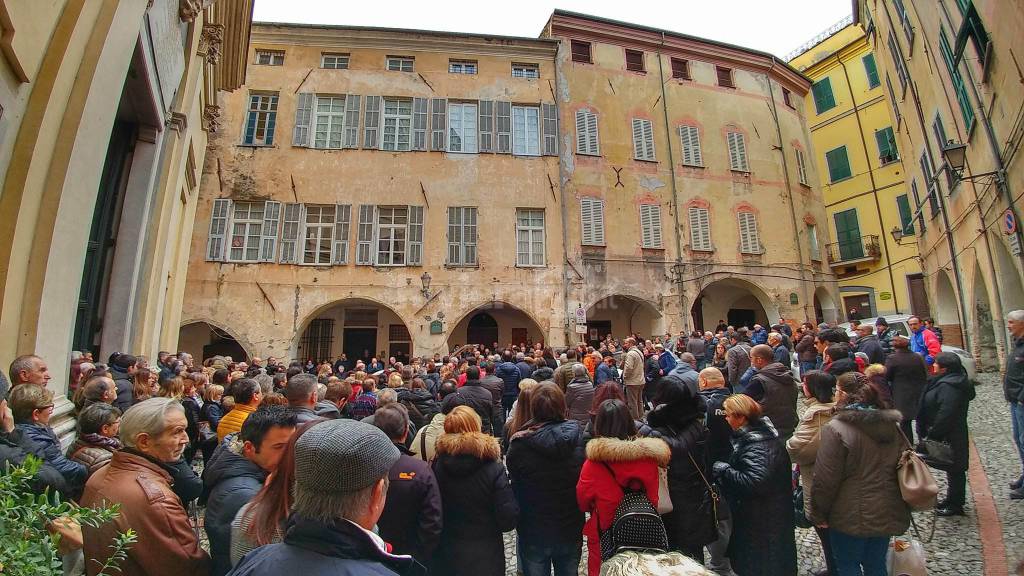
{"left": 80, "top": 433, "right": 122, "bottom": 451}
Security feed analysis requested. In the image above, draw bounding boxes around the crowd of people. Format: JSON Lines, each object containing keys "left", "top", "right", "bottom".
{"left": 0, "top": 309, "right": 1020, "bottom": 576}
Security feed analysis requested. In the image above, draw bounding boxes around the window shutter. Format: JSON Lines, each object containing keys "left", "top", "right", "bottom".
{"left": 333, "top": 204, "right": 351, "bottom": 264}
{"left": 496, "top": 101, "right": 512, "bottom": 153}
{"left": 727, "top": 132, "right": 749, "bottom": 172}
{"left": 293, "top": 93, "right": 313, "bottom": 147}
{"left": 260, "top": 201, "right": 281, "bottom": 261}
{"left": 343, "top": 94, "right": 361, "bottom": 148}
{"left": 429, "top": 98, "right": 447, "bottom": 151}
{"left": 479, "top": 101, "right": 494, "bottom": 153}
{"left": 632, "top": 118, "right": 654, "bottom": 161}
{"left": 412, "top": 98, "right": 428, "bottom": 151}
{"left": 679, "top": 125, "right": 703, "bottom": 167}
{"left": 407, "top": 205, "right": 424, "bottom": 265}
{"left": 206, "top": 198, "right": 232, "bottom": 261}
{"left": 580, "top": 197, "right": 605, "bottom": 245}
{"left": 575, "top": 110, "right": 599, "bottom": 155}
{"left": 356, "top": 205, "right": 375, "bottom": 265}
{"left": 277, "top": 203, "right": 302, "bottom": 263}
{"left": 688, "top": 207, "right": 711, "bottom": 251}
{"left": 640, "top": 204, "right": 662, "bottom": 248}
{"left": 362, "top": 96, "right": 381, "bottom": 149}
{"left": 739, "top": 212, "right": 760, "bottom": 254}
{"left": 542, "top": 103, "right": 558, "bottom": 156}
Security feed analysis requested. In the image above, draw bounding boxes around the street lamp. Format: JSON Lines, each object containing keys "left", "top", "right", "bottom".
{"left": 420, "top": 271, "right": 432, "bottom": 299}
{"left": 890, "top": 226, "right": 913, "bottom": 245}
{"left": 942, "top": 140, "right": 968, "bottom": 179}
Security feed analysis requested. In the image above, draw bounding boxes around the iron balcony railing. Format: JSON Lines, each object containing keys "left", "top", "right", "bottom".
{"left": 826, "top": 234, "right": 881, "bottom": 265}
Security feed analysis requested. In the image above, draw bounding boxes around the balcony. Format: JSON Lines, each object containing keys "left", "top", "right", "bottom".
{"left": 826, "top": 235, "right": 882, "bottom": 267}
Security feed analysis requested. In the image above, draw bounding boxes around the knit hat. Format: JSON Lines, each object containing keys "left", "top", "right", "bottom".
{"left": 875, "top": 317, "right": 888, "bottom": 327}
{"left": 294, "top": 419, "right": 399, "bottom": 495}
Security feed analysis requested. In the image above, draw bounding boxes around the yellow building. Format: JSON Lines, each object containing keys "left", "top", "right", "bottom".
{"left": 790, "top": 21, "right": 924, "bottom": 321}
{"left": 858, "top": 0, "right": 1024, "bottom": 367}
{"left": 0, "top": 1, "right": 252, "bottom": 429}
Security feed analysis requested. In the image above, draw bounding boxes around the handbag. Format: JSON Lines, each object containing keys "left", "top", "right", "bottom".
{"left": 896, "top": 427, "right": 939, "bottom": 511}
{"left": 656, "top": 466, "right": 674, "bottom": 514}
{"left": 687, "top": 451, "right": 720, "bottom": 527}
{"left": 918, "top": 437, "right": 955, "bottom": 470}
{"left": 793, "top": 484, "right": 813, "bottom": 529}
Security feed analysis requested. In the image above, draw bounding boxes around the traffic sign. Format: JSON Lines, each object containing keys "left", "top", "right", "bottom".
{"left": 1004, "top": 209, "right": 1017, "bottom": 235}
{"left": 574, "top": 305, "right": 587, "bottom": 325}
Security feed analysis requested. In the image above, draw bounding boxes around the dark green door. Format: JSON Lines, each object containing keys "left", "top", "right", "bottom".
{"left": 834, "top": 209, "right": 863, "bottom": 261}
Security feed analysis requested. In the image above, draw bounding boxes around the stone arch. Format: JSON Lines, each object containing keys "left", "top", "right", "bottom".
{"left": 813, "top": 286, "right": 838, "bottom": 325}
{"left": 178, "top": 319, "right": 253, "bottom": 363}
{"left": 990, "top": 231, "right": 1024, "bottom": 311}
{"left": 973, "top": 263, "right": 999, "bottom": 370}
{"left": 691, "top": 276, "right": 779, "bottom": 331}
{"left": 584, "top": 293, "right": 665, "bottom": 343}
{"left": 446, "top": 300, "right": 546, "bottom": 352}
{"left": 933, "top": 271, "right": 959, "bottom": 325}
{"left": 293, "top": 298, "right": 412, "bottom": 365}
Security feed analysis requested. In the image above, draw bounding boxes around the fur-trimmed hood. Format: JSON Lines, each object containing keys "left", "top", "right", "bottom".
{"left": 832, "top": 405, "right": 903, "bottom": 443}
{"left": 435, "top": 431, "right": 501, "bottom": 461}
{"left": 585, "top": 436, "right": 671, "bottom": 467}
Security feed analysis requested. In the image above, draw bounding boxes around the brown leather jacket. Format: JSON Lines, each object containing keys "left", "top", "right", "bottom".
{"left": 67, "top": 439, "right": 116, "bottom": 476}
{"left": 81, "top": 450, "right": 209, "bottom": 576}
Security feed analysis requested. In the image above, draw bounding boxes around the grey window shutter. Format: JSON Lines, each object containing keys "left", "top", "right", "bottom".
{"left": 496, "top": 101, "right": 512, "bottom": 153}
{"left": 542, "top": 103, "right": 558, "bottom": 156}
{"left": 363, "top": 96, "right": 381, "bottom": 149}
{"left": 206, "top": 198, "right": 232, "bottom": 261}
{"left": 479, "top": 101, "right": 494, "bottom": 153}
{"left": 293, "top": 93, "right": 313, "bottom": 147}
{"left": 429, "top": 98, "right": 447, "bottom": 151}
{"left": 343, "top": 95, "right": 361, "bottom": 149}
{"left": 333, "top": 204, "right": 351, "bottom": 264}
{"left": 356, "top": 205, "right": 375, "bottom": 265}
{"left": 412, "top": 98, "right": 429, "bottom": 151}
{"left": 407, "top": 205, "right": 424, "bottom": 265}
{"left": 260, "top": 201, "right": 281, "bottom": 261}
{"left": 279, "top": 203, "right": 302, "bottom": 263}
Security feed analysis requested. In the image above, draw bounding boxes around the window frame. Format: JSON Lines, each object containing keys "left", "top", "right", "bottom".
{"left": 301, "top": 205, "right": 337, "bottom": 266}
{"left": 670, "top": 58, "right": 690, "bottom": 80}
{"left": 679, "top": 125, "right": 703, "bottom": 167}
{"left": 896, "top": 194, "right": 916, "bottom": 235}
{"left": 515, "top": 208, "right": 546, "bottom": 267}
{"left": 512, "top": 105, "right": 540, "bottom": 157}
{"left": 227, "top": 201, "right": 266, "bottom": 263}
{"left": 386, "top": 56, "right": 415, "bottom": 72}
{"left": 242, "top": 92, "right": 279, "bottom": 146}
{"left": 795, "top": 147, "right": 809, "bottom": 186}
{"left": 811, "top": 77, "right": 837, "bottom": 114}
{"left": 782, "top": 87, "right": 794, "bottom": 108}
{"left": 381, "top": 98, "right": 413, "bottom": 152}
{"left": 737, "top": 211, "right": 762, "bottom": 255}
{"left": 726, "top": 131, "right": 749, "bottom": 173}
{"left": 808, "top": 224, "right": 821, "bottom": 261}
{"left": 376, "top": 206, "right": 409, "bottom": 267}
{"left": 254, "top": 49, "right": 284, "bottom": 66}
{"left": 875, "top": 126, "right": 899, "bottom": 165}
{"left": 575, "top": 109, "right": 600, "bottom": 156}
{"left": 447, "top": 102, "right": 479, "bottom": 153}
{"left": 580, "top": 197, "right": 606, "bottom": 246}
{"left": 313, "top": 95, "right": 346, "bottom": 149}
{"left": 571, "top": 40, "right": 592, "bottom": 64}
{"left": 320, "top": 53, "right": 349, "bottom": 69}
{"left": 625, "top": 49, "right": 645, "bottom": 73}
{"left": 631, "top": 118, "right": 656, "bottom": 162}
{"left": 825, "top": 145, "right": 853, "bottom": 182}
{"left": 862, "top": 54, "right": 881, "bottom": 89}
{"left": 716, "top": 66, "right": 735, "bottom": 88}
{"left": 448, "top": 59, "right": 478, "bottom": 75}
{"left": 447, "top": 206, "right": 478, "bottom": 267}
{"left": 512, "top": 63, "right": 540, "bottom": 79}
{"left": 688, "top": 206, "right": 712, "bottom": 252}
{"left": 639, "top": 204, "right": 663, "bottom": 249}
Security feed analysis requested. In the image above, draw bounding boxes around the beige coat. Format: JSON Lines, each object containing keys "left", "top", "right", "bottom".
{"left": 785, "top": 398, "right": 834, "bottom": 506}
{"left": 622, "top": 347, "right": 645, "bottom": 388}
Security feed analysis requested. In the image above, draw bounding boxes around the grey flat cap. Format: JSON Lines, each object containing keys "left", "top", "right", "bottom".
{"left": 295, "top": 419, "right": 400, "bottom": 495}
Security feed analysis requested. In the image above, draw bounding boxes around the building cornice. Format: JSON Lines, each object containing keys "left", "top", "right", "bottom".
{"left": 794, "top": 31, "right": 870, "bottom": 76}
{"left": 208, "top": 0, "right": 254, "bottom": 91}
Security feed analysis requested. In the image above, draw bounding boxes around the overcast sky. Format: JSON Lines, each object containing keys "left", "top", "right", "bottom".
{"left": 252, "top": 0, "right": 854, "bottom": 60}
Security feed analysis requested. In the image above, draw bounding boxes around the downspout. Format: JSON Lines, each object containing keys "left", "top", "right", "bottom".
{"left": 553, "top": 41, "right": 573, "bottom": 346}
{"left": 658, "top": 32, "right": 689, "bottom": 332}
{"left": 836, "top": 54, "right": 901, "bottom": 314}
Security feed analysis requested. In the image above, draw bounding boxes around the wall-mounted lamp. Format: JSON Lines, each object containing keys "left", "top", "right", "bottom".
{"left": 420, "top": 271, "right": 432, "bottom": 299}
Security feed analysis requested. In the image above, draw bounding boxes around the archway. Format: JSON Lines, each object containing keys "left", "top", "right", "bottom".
{"left": 933, "top": 271, "right": 958, "bottom": 325}
{"left": 585, "top": 295, "right": 664, "bottom": 344}
{"left": 178, "top": 321, "right": 249, "bottom": 363}
{"left": 813, "top": 286, "right": 838, "bottom": 325}
{"left": 692, "top": 277, "right": 777, "bottom": 332}
{"left": 990, "top": 232, "right": 1024, "bottom": 311}
{"left": 973, "top": 264, "right": 998, "bottom": 370}
{"left": 447, "top": 302, "right": 545, "bottom": 352}
{"left": 296, "top": 298, "right": 411, "bottom": 365}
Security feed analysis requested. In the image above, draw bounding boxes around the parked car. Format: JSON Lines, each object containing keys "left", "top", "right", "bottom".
{"left": 837, "top": 315, "right": 977, "bottom": 382}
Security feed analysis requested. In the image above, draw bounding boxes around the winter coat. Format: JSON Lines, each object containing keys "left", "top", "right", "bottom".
{"left": 1005, "top": 336, "right": 1024, "bottom": 404}
{"left": 825, "top": 356, "right": 859, "bottom": 377}
{"left": 917, "top": 370, "right": 975, "bottom": 471}
{"left": 666, "top": 362, "right": 700, "bottom": 396}
{"left": 182, "top": 396, "right": 202, "bottom": 448}
{"left": 431, "top": 432, "right": 518, "bottom": 576}
{"left": 227, "top": 514, "right": 425, "bottom": 576}
{"left": 726, "top": 343, "right": 752, "bottom": 390}
{"left": 773, "top": 344, "right": 790, "bottom": 366}
{"left": 751, "top": 328, "right": 769, "bottom": 345}
{"left": 397, "top": 388, "right": 441, "bottom": 430}
{"left": 577, "top": 437, "right": 671, "bottom": 576}
{"left": 314, "top": 400, "right": 341, "bottom": 419}
{"left": 495, "top": 362, "right": 522, "bottom": 398}
{"left": 217, "top": 403, "right": 256, "bottom": 441}
{"left": 886, "top": 349, "right": 929, "bottom": 423}
{"left": 795, "top": 334, "right": 818, "bottom": 363}
{"left": 644, "top": 355, "right": 661, "bottom": 385}
{"left": 203, "top": 443, "right": 267, "bottom": 576}
{"left": 745, "top": 362, "right": 800, "bottom": 441}
{"left": 911, "top": 327, "right": 941, "bottom": 366}
{"left": 857, "top": 335, "right": 886, "bottom": 366}
{"left": 713, "top": 419, "right": 796, "bottom": 576}
{"left": 110, "top": 365, "right": 134, "bottom": 413}
{"left": 686, "top": 337, "right": 706, "bottom": 360}
{"left": 410, "top": 412, "right": 445, "bottom": 463}
{"left": 810, "top": 406, "right": 911, "bottom": 537}
{"left": 785, "top": 398, "right": 834, "bottom": 505}
{"left": 595, "top": 362, "right": 617, "bottom": 385}
{"left": 658, "top": 351, "right": 678, "bottom": 375}
{"left": 516, "top": 361, "right": 535, "bottom": 381}
{"left": 506, "top": 419, "right": 585, "bottom": 547}
{"left": 441, "top": 380, "right": 500, "bottom": 436}
{"left": 67, "top": 434, "right": 120, "bottom": 476}
{"left": 565, "top": 377, "right": 595, "bottom": 424}
{"left": 378, "top": 445, "right": 443, "bottom": 564}
{"left": 201, "top": 401, "right": 224, "bottom": 433}
{"left": 479, "top": 375, "right": 505, "bottom": 429}
{"left": 0, "top": 429, "right": 69, "bottom": 497}
{"left": 700, "top": 387, "right": 734, "bottom": 464}
{"left": 288, "top": 406, "right": 322, "bottom": 426}
{"left": 877, "top": 328, "right": 895, "bottom": 355}
{"left": 622, "top": 347, "right": 646, "bottom": 388}
{"left": 17, "top": 423, "right": 87, "bottom": 495}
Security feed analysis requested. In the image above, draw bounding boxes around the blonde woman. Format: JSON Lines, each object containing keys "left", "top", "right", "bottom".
{"left": 387, "top": 371, "right": 405, "bottom": 389}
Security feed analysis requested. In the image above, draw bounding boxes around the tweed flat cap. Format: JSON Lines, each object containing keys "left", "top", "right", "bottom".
{"left": 294, "top": 419, "right": 400, "bottom": 494}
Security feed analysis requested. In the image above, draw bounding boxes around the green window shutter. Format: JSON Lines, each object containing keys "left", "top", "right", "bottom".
{"left": 875, "top": 127, "right": 898, "bottom": 164}
{"left": 811, "top": 78, "right": 836, "bottom": 114}
{"left": 939, "top": 28, "right": 975, "bottom": 132}
{"left": 896, "top": 194, "right": 915, "bottom": 235}
{"left": 863, "top": 54, "right": 880, "bottom": 88}
{"left": 825, "top": 146, "right": 852, "bottom": 182}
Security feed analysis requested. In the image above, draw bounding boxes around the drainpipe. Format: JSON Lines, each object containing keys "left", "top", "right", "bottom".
{"left": 553, "top": 42, "right": 573, "bottom": 347}
{"left": 658, "top": 32, "right": 689, "bottom": 333}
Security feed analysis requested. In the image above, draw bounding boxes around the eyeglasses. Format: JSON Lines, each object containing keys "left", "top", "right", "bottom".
{"left": 35, "top": 404, "right": 54, "bottom": 412}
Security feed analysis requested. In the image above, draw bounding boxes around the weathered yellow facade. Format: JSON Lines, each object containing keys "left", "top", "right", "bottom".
{"left": 858, "top": 0, "right": 1024, "bottom": 367}
{"left": 790, "top": 23, "right": 924, "bottom": 320}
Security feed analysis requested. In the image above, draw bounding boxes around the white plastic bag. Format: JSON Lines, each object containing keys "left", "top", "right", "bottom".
{"left": 887, "top": 537, "right": 927, "bottom": 576}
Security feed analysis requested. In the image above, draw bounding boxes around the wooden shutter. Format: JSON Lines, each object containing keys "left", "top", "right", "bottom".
{"left": 632, "top": 118, "right": 654, "bottom": 161}
{"left": 496, "top": 101, "right": 511, "bottom": 153}
{"left": 333, "top": 204, "right": 351, "bottom": 264}
{"left": 812, "top": 78, "right": 835, "bottom": 113}
{"left": 575, "top": 110, "right": 599, "bottom": 155}
{"left": 407, "top": 206, "right": 424, "bottom": 265}
{"left": 206, "top": 198, "right": 232, "bottom": 261}
{"left": 738, "top": 212, "right": 760, "bottom": 254}
{"left": 580, "top": 197, "right": 605, "bottom": 245}
{"left": 716, "top": 66, "right": 734, "bottom": 87}
{"left": 278, "top": 203, "right": 302, "bottom": 263}
{"left": 479, "top": 101, "right": 494, "bottom": 153}
{"left": 727, "top": 132, "right": 748, "bottom": 171}
{"left": 362, "top": 96, "right": 381, "bottom": 149}
{"left": 412, "top": 98, "right": 428, "bottom": 151}
{"left": 640, "top": 204, "right": 662, "bottom": 248}
{"left": 688, "top": 207, "right": 711, "bottom": 251}
{"left": 430, "top": 98, "right": 447, "bottom": 151}
{"left": 356, "top": 205, "right": 375, "bottom": 265}
{"left": 827, "top": 146, "right": 851, "bottom": 182}
{"left": 343, "top": 94, "right": 361, "bottom": 148}
{"left": 260, "top": 201, "right": 281, "bottom": 262}
{"left": 293, "top": 93, "right": 313, "bottom": 147}
{"left": 679, "top": 125, "right": 703, "bottom": 166}
{"left": 542, "top": 103, "right": 558, "bottom": 156}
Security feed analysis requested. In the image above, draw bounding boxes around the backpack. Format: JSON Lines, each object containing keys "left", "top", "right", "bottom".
{"left": 597, "top": 463, "right": 669, "bottom": 561}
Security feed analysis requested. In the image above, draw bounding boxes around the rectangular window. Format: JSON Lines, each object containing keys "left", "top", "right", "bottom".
{"left": 229, "top": 201, "right": 266, "bottom": 262}
{"left": 512, "top": 106, "right": 540, "bottom": 156}
{"left": 300, "top": 319, "right": 334, "bottom": 363}
{"left": 688, "top": 207, "right": 712, "bottom": 252}
{"left": 516, "top": 209, "right": 545, "bottom": 266}
{"left": 920, "top": 151, "right": 940, "bottom": 218}
{"left": 302, "top": 205, "right": 336, "bottom": 265}
{"left": 811, "top": 77, "right": 836, "bottom": 114}
{"left": 888, "top": 33, "right": 909, "bottom": 95}
{"left": 571, "top": 40, "right": 592, "bottom": 63}
{"left": 631, "top": 118, "right": 655, "bottom": 161}
{"left": 313, "top": 95, "right": 346, "bottom": 149}
{"left": 639, "top": 204, "right": 663, "bottom": 249}
{"left": 447, "top": 206, "right": 478, "bottom": 266}
{"left": 334, "top": 205, "right": 351, "bottom": 264}
{"left": 243, "top": 93, "right": 278, "bottom": 146}
{"left": 254, "top": 50, "right": 284, "bottom": 66}
{"left": 825, "top": 145, "right": 852, "bottom": 182}
{"left": 896, "top": 194, "right": 915, "bottom": 235}
{"left": 386, "top": 56, "right": 414, "bottom": 72}
{"left": 910, "top": 179, "right": 927, "bottom": 232}
{"left": 381, "top": 98, "right": 412, "bottom": 151}
{"left": 782, "top": 87, "right": 793, "bottom": 108}
{"left": 885, "top": 74, "right": 902, "bottom": 124}
{"left": 738, "top": 212, "right": 761, "bottom": 254}
{"left": 795, "top": 147, "right": 809, "bottom": 185}
{"left": 321, "top": 53, "right": 349, "bottom": 69}
{"left": 939, "top": 28, "right": 975, "bottom": 132}
{"left": 863, "top": 54, "right": 880, "bottom": 88}
{"left": 679, "top": 125, "right": 703, "bottom": 167}
{"left": 575, "top": 109, "right": 599, "bottom": 156}
{"left": 512, "top": 63, "right": 540, "bottom": 78}
{"left": 727, "top": 131, "right": 749, "bottom": 172}
{"left": 206, "top": 198, "right": 231, "bottom": 261}
{"left": 580, "top": 197, "right": 605, "bottom": 246}
{"left": 625, "top": 49, "right": 645, "bottom": 72}
{"left": 808, "top": 224, "right": 821, "bottom": 261}
{"left": 893, "top": 0, "right": 915, "bottom": 46}
{"left": 670, "top": 58, "right": 690, "bottom": 80}
{"left": 448, "top": 102, "right": 478, "bottom": 153}
{"left": 876, "top": 126, "right": 899, "bottom": 164}
{"left": 449, "top": 59, "right": 478, "bottom": 74}
{"left": 932, "top": 114, "right": 958, "bottom": 188}
{"left": 376, "top": 206, "right": 408, "bottom": 266}
{"left": 716, "top": 66, "right": 735, "bottom": 88}
{"left": 955, "top": 1, "right": 990, "bottom": 66}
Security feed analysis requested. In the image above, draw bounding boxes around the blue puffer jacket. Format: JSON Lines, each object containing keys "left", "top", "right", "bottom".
{"left": 203, "top": 441, "right": 267, "bottom": 576}
{"left": 494, "top": 362, "right": 522, "bottom": 398}
{"left": 16, "top": 423, "right": 87, "bottom": 494}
